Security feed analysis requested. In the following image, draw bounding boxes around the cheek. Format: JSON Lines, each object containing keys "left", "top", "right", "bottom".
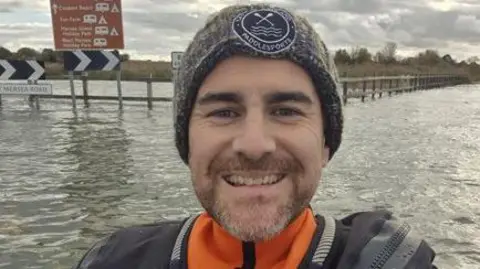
{"left": 281, "top": 123, "right": 325, "bottom": 173}
{"left": 188, "top": 122, "right": 228, "bottom": 175}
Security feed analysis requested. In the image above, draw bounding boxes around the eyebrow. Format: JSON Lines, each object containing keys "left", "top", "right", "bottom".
{"left": 265, "top": 91, "right": 313, "bottom": 105}
{"left": 196, "top": 92, "right": 243, "bottom": 105}
{"left": 195, "top": 91, "right": 313, "bottom": 106}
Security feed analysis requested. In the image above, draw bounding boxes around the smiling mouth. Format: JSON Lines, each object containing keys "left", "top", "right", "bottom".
{"left": 222, "top": 174, "right": 286, "bottom": 186}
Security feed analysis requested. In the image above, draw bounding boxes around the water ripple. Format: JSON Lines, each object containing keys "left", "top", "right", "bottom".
{"left": 1, "top": 82, "right": 479, "bottom": 268}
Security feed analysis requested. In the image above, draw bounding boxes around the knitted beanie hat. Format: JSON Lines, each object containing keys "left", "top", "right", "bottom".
{"left": 173, "top": 3, "right": 343, "bottom": 164}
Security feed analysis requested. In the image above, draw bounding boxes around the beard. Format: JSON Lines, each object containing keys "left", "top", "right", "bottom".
{"left": 192, "top": 154, "right": 317, "bottom": 242}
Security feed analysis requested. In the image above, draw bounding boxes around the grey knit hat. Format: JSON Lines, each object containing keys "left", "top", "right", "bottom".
{"left": 173, "top": 3, "right": 343, "bottom": 164}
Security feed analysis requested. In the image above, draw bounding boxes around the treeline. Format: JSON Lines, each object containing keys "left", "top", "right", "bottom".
{"left": 334, "top": 41, "right": 479, "bottom": 67}
{"left": 1, "top": 42, "right": 479, "bottom": 81}
{"left": 0, "top": 46, "right": 130, "bottom": 62}
{"left": 333, "top": 42, "right": 480, "bottom": 81}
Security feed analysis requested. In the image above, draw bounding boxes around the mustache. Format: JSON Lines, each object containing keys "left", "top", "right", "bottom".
{"left": 209, "top": 154, "right": 302, "bottom": 174}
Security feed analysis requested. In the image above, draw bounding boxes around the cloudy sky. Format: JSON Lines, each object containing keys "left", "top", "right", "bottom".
{"left": 0, "top": 0, "right": 479, "bottom": 61}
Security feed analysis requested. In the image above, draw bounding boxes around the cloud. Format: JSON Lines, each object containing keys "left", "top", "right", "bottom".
{"left": 0, "top": 0, "right": 479, "bottom": 61}
{"left": 0, "top": 0, "right": 22, "bottom": 12}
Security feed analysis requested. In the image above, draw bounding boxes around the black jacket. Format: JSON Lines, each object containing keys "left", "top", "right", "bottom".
{"left": 72, "top": 210, "right": 438, "bottom": 269}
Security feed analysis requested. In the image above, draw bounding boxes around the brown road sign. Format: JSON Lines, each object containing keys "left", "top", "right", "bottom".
{"left": 50, "top": 0, "right": 124, "bottom": 50}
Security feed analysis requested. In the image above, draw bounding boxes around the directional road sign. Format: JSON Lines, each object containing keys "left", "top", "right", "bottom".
{"left": 171, "top": 51, "right": 184, "bottom": 69}
{"left": 0, "top": 83, "right": 53, "bottom": 95}
{"left": 63, "top": 50, "right": 121, "bottom": 71}
{"left": 50, "top": 0, "right": 124, "bottom": 50}
{"left": 0, "top": 60, "right": 46, "bottom": 80}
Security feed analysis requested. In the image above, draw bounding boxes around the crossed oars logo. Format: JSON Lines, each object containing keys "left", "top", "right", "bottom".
{"left": 254, "top": 12, "right": 275, "bottom": 26}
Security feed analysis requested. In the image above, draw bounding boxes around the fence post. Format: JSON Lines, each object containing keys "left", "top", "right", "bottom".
{"left": 147, "top": 76, "right": 153, "bottom": 110}
{"left": 415, "top": 75, "right": 419, "bottom": 91}
{"left": 82, "top": 72, "right": 89, "bottom": 107}
{"left": 395, "top": 78, "right": 400, "bottom": 94}
{"left": 34, "top": 80, "right": 40, "bottom": 110}
{"left": 416, "top": 74, "right": 420, "bottom": 91}
{"left": 371, "top": 73, "right": 376, "bottom": 100}
{"left": 388, "top": 79, "right": 393, "bottom": 97}
{"left": 362, "top": 76, "right": 367, "bottom": 102}
{"left": 68, "top": 71, "right": 77, "bottom": 111}
{"left": 379, "top": 73, "right": 383, "bottom": 98}
{"left": 116, "top": 70, "right": 123, "bottom": 110}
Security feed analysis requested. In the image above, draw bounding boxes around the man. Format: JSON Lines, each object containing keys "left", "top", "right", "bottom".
{"left": 73, "top": 3, "right": 437, "bottom": 269}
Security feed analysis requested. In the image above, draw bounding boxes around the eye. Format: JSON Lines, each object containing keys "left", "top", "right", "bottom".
{"left": 208, "top": 109, "right": 240, "bottom": 118}
{"left": 271, "top": 107, "right": 303, "bottom": 117}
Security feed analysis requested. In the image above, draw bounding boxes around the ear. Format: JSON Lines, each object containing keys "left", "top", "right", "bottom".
{"left": 322, "top": 146, "right": 330, "bottom": 168}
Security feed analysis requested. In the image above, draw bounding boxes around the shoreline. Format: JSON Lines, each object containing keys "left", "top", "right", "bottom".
{"left": 42, "top": 60, "right": 479, "bottom": 82}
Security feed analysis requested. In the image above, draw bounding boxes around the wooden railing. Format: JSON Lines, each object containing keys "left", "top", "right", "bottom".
{"left": 338, "top": 74, "right": 469, "bottom": 105}
{"left": 0, "top": 73, "right": 471, "bottom": 110}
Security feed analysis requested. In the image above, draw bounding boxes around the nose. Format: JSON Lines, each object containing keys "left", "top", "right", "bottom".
{"left": 232, "top": 115, "right": 276, "bottom": 160}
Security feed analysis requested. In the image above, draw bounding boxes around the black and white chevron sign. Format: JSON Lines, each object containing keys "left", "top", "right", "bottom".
{"left": 63, "top": 50, "right": 121, "bottom": 72}
{"left": 0, "top": 60, "right": 45, "bottom": 80}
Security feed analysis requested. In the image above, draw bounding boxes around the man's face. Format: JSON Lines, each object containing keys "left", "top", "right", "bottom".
{"left": 188, "top": 56, "right": 329, "bottom": 242}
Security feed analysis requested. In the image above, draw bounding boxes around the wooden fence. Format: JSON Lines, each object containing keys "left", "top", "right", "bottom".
{"left": 340, "top": 74, "right": 469, "bottom": 105}
{"left": 0, "top": 73, "right": 470, "bottom": 110}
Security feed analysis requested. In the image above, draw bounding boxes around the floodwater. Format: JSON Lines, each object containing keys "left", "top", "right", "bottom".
{"left": 0, "top": 81, "right": 479, "bottom": 268}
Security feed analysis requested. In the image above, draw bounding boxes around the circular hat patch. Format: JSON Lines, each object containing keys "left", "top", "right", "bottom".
{"left": 232, "top": 8, "right": 296, "bottom": 54}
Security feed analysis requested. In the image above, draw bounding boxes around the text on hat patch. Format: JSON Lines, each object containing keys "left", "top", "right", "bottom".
{"left": 232, "top": 8, "right": 296, "bottom": 54}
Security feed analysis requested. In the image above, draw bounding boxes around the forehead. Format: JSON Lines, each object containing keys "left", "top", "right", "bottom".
{"left": 197, "top": 56, "right": 318, "bottom": 101}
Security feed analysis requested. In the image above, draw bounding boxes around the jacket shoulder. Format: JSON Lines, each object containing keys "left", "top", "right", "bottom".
{"left": 72, "top": 219, "right": 187, "bottom": 269}
{"left": 332, "top": 210, "right": 437, "bottom": 269}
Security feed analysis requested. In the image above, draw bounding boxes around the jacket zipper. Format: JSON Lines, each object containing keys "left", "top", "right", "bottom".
{"left": 240, "top": 242, "right": 256, "bottom": 269}
{"left": 368, "top": 223, "right": 411, "bottom": 269}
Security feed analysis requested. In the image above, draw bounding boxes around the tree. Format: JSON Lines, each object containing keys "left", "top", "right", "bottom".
{"left": 120, "top": 53, "right": 130, "bottom": 62}
{"left": 53, "top": 50, "right": 64, "bottom": 62}
{"left": 376, "top": 42, "right": 397, "bottom": 64}
{"left": 417, "top": 49, "right": 442, "bottom": 65}
{"left": 442, "top": 54, "right": 456, "bottom": 65}
{"left": 0, "top": 46, "right": 13, "bottom": 59}
{"left": 350, "top": 47, "right": 372, "bottom": 64}
{"left": 41, "top": 48, "right": 56, "bottom": 62}
{"left": 374, "top": 52, "right": 385, "bottom": 63}
{"left": 14, "top": 47, "right": 39, "bottom": 60}
{"left": 334, "top": 49, "right": 351, "bottom": 64}
{"left": 466, "top": 56, "right": 479, "bottom": 64}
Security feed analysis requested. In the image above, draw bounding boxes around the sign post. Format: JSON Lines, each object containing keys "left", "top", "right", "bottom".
{"left": 0, "top": 59, "right": 49, "bottom": 109}
{"left": 170, "top": 51, "right": 183, "bottom": 112}
{"left": 171, "top": 51, "right": 183, "bottom": 85}
{"left": 50, "top": 0, "right": 124, "bottom": 110}
{"left": 50, "top": 0, "right": 124, "bottom": 50}
{"left": 171, "top": 51, "right": 184, "bottom": 70}
{"left": 68, "top": 71, "right": 76, "bottom": 110}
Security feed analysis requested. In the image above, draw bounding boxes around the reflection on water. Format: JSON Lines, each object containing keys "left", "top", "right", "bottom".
{"left": 60, "top": 111, "right": 136, "bottom": 238}
{"left": 0, "top": 82, "right": 479, "bottom": 268}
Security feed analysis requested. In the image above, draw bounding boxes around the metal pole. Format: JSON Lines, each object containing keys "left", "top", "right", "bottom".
{"left": 69, "top": 71, "right": 77, "bottom": 111}
{"left": 82, "top": 72, "right": 89, "bottom": 107}
{"left": 116, "top": 70, "right": 123, "bottom": 109}
{"left": 147, "top": 75, "right": 153, "bottom": 110}
{"left": 34, "top": 80, "right": 40, "bottom": 110}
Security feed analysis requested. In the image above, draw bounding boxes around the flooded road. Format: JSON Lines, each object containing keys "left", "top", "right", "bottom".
{"left": 0, "top": 81, "right": 479, "bottom": 268}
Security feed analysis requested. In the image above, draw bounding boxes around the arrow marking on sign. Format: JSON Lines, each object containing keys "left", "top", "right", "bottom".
{"left": 0, "top": 60, "right": 15, "bottom": 80}
{"left": 73, "top": 51, "right": 92, "bottom": 71}
{"left": 28, "top": 60, "right": 45, "bottom": 80}
{"left": 102, "top": 51, "right": 120, "bottom": 70}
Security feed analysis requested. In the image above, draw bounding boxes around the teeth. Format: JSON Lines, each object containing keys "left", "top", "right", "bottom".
{"left": 224, "top": 175, "right": 282, "bottom": 186}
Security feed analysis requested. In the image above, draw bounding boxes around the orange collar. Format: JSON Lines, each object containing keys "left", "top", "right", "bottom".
{"left": 187, "top": 208, "right": 317, "bottom": 269}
